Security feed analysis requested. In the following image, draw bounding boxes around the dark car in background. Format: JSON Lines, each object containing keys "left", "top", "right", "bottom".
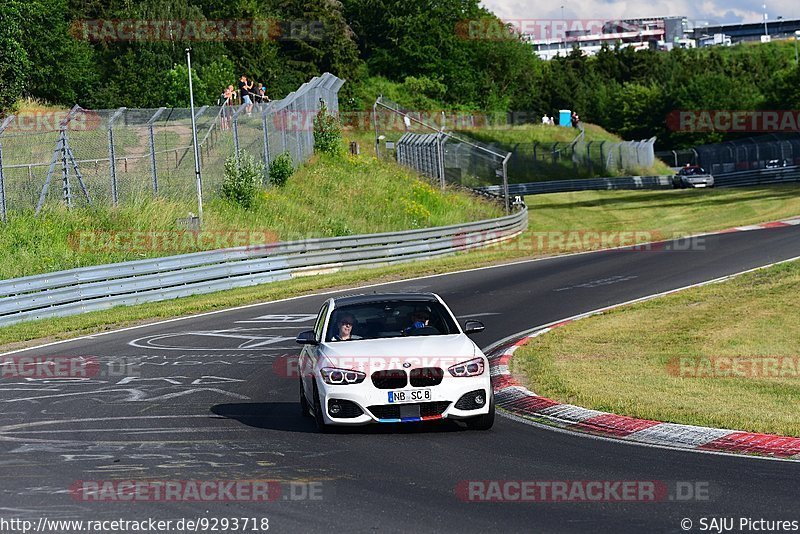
{"left": 673, "top": 165, "right": 714, "bottom": 188}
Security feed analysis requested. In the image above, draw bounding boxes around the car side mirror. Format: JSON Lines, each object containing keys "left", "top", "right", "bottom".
{"left": 463, "top": 320, "right": 485, "bottom": 335}
{"left": 296, "top": 330, "right": 319, "bottom": 345}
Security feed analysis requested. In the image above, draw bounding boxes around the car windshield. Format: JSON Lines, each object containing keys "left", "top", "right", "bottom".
{"left": 326, "top": 300, "right": 460, "bottom": 341}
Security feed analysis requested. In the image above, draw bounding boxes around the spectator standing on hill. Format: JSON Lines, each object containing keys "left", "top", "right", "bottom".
{"left": 541, "top": 113, "right": 549, "bottom": 125}
{"left": 220, "top": 85, "right": 235, "bottom": 130}
{"left": 239, "top": 75, "right": 254, "bottom": 113}
{"left": 257, "top": 84, "right": 270, "bottom": 105}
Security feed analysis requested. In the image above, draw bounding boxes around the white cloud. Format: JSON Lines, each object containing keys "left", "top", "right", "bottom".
{"left": 481, "top": 0, "right": 800, "bottom": 24}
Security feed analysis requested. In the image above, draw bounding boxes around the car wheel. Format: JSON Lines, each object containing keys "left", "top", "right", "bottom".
{"left": 300, "top": 378, "right": 311, "bottom": 418}
{"left": 312, "top": 381, "right": 331, "bottom": 433}
{"left": 465, "top": 394, "right": 495, "bottom": 431}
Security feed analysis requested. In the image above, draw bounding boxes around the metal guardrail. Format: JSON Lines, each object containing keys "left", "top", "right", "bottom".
{"left": 478, "top": 175, "right": 674, "bottom": 196}
{"left": 713, "top": 166, "right": 800, "bottom": 188}
{"left": 0, "top": 209, "right": 528, "bottom": 326}
{"left": 477, "top": 166, "right": 800, "bottom": 196}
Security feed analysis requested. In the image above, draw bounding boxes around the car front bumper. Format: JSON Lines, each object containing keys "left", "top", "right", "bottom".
{"left": 684, "top": 177, "right": 714, "bottom": 188}
{"left": 317, "top": 374, "right": 492, "bottom": 425}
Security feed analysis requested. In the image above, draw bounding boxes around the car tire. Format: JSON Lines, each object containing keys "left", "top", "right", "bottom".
{"left": 312, "top": 381, "right": 331, "bottom": 433}
{"left": 466, "top": 394, "right": 495, "bottom": 431}
{"left": 300, "top": 378, "right": 311, "bottom": 418}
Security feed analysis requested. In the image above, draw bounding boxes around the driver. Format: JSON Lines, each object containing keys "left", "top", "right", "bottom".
{"left": 331, "top": 313, "right": 361, "bottom": 341}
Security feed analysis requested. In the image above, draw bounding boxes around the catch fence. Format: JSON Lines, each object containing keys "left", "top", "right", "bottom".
{"left": 0, "top": 73, "right": 344, "bottom": 221}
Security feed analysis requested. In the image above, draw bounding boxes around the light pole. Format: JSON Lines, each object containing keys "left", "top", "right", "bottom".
{"left": 185, "top": 48, "right": 203, "bottom": 226}
{"left": 795, "top": 30, "right": 800, "bottom": 64}
{"left": 762, "top": 4, "right": 768, "bottom": 38}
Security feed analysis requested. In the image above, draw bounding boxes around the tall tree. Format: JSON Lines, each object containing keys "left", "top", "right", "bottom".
{"left": 20, "top": 0, "right": 99, "bottom": 106}
{"left": 0, "top": 0, "right": 29, "bottom": 113}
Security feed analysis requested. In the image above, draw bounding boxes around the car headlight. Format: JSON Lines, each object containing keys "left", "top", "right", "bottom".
{"left": 448, "top": 357, "right": 485, "bottom": 377}
{"left": 320, "top": 367, "right": 366, "bottom": 385}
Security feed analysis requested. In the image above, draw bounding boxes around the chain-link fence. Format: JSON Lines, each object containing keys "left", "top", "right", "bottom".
{"left": 0, "top": 73, "right": 344, "bottom": 221}
{"left": 374, "top": 97, "right": 511, "bottom": 212}
{"left": 657, "top": 133, "right": 800, "bottom": 174}
{"left": 486, "top": 135, "right": 657, "bottom": 182}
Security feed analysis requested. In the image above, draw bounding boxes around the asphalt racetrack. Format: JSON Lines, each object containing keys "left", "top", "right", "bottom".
{"left": 2, "top": 225, "right": 800, "bottom": 533}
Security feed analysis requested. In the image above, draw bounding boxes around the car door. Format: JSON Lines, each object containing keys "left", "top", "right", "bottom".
{"left": 301, "top": 301, "right": 330, "bottom": 398}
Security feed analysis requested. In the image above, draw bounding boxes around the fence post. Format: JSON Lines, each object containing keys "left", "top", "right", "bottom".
{"left": 61, "top": 130, "right": 72, "bottom": 209}
{"left": 232, "top": 104, "right": 245, "bottom": 170}
{"left": 280, "top": 106, "right": 288, "bottom": 157}
{"left": 0, "top": 115, "right": 14, "bottom": 222}
{"left": 373, "top": 98, "right": 381, "bottom": 157}
{"left": 436, "top": 132, "right": 446, "bottom": 189}
{"left": 502, "top": 152, "right": 511, "bottom": 215}
{"left": 293, "top": 99, "right": 302, "bottom": 163}
{"left": 147, "top": 107, "right": 166, "bottom": 196}
{"left": 261, "top": 103, "right": 273, "bottom": 171}
{"left": 586, "top": 141, "right": 593, "bottom": 175}
{"left": 107, "top": 108, "right": 126, "bottom": 206}
{"left": 599, "top": 142, "right": 605, "bottom": 172}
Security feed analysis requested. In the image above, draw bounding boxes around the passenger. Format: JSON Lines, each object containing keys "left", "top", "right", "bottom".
{"left": 332, "top": 313, "right": 361, "bottom": 341}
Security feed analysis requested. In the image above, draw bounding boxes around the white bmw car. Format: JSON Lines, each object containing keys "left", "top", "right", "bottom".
{"left": 296, "top": 293, "right": 494, "bottom": 431}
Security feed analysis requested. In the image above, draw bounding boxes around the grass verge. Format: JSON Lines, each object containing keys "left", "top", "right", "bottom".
{"left": 0, "top": 152, "right": 503, "bottom": 279}
{"left": 1, "top": 185, "right": 800, "bottom": 354}
{"left": 460, "top": 122, "right": 620, "bottom": 145}
{"left": 512, "top": 260, "right": 800, "bottom": 437}
{"left": 456, "top": 123, "right": 674, "bottom": 179}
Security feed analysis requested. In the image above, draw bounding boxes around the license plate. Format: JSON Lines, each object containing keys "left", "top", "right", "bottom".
{"left": 388, "top": 389, "right": 431, "bottom": 404}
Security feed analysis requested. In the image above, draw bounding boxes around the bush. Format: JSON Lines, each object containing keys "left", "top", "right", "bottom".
{"left": 221, "top": 150, "right": 264, "bottom": 209}
{"left": 268, "top": 152, "right": 294, "bottom": 187}
{"left": 313, "top": 100, "right": 343, "bottom": 156}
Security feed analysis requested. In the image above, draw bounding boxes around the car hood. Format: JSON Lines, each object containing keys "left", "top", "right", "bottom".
{"left": 319, "top": 334, "right": 478, "bottom": 372}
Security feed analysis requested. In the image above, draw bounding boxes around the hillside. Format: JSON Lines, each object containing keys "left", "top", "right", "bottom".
{"left": 0, "top": 141, "right": 503, "bottom": 279}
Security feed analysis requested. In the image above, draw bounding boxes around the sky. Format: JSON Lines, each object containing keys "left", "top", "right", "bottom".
{"left": 481, "top": 0, "right": 800, "bottom": 25}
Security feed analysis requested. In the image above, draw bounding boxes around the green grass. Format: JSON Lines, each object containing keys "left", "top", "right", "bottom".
{"left": 0, "top": 150, "right": 503, "bottom": 279}
{"left": 460, "top": 122, "right": 619, "bottom": 145}
{"left": 454, "top": 123, "right": 673, "bottom": 181}
{"left": 2, "top": 185, "right": 800, "bottom": 354}
{"left": 524, "top": 186, "right": 800, "bottom": 237}
{"left": 512, "top": 260, "right": 800, "bottom": 437}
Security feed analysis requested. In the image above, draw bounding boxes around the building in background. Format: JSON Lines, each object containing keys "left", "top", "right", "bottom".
{"left": 526, "top": 15, "right": 800, "bottom": 60}
{"left": 690, "top": 18, "right": 800, "bottom": 44}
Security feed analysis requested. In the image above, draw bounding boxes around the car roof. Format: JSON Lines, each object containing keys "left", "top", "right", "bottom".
{"left": 332, "top": 292, "right": 440, "bottom": 307}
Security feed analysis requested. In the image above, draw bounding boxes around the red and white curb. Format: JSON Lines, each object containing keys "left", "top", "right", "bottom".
{"left": 489, "top": 319, "right": 800, "bottom": 460}
{"left": 489, "top": 213, "right": 800, "bottom": 461}
{"left": 719, "top": 216, "right": 800, "bottom": 233}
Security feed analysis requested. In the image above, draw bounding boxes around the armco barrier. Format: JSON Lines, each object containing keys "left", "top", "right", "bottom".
{"left": 0, "top": 209, "right": 527, "bottom": 326}
{"left": 713, "top": 166, "right": 800, "bottom": 188}
{"left": 478, "top": 166, "right": 800, "bottom": 196}
{"left": 479, "top": 175, "right": 674, "bottom": 196}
